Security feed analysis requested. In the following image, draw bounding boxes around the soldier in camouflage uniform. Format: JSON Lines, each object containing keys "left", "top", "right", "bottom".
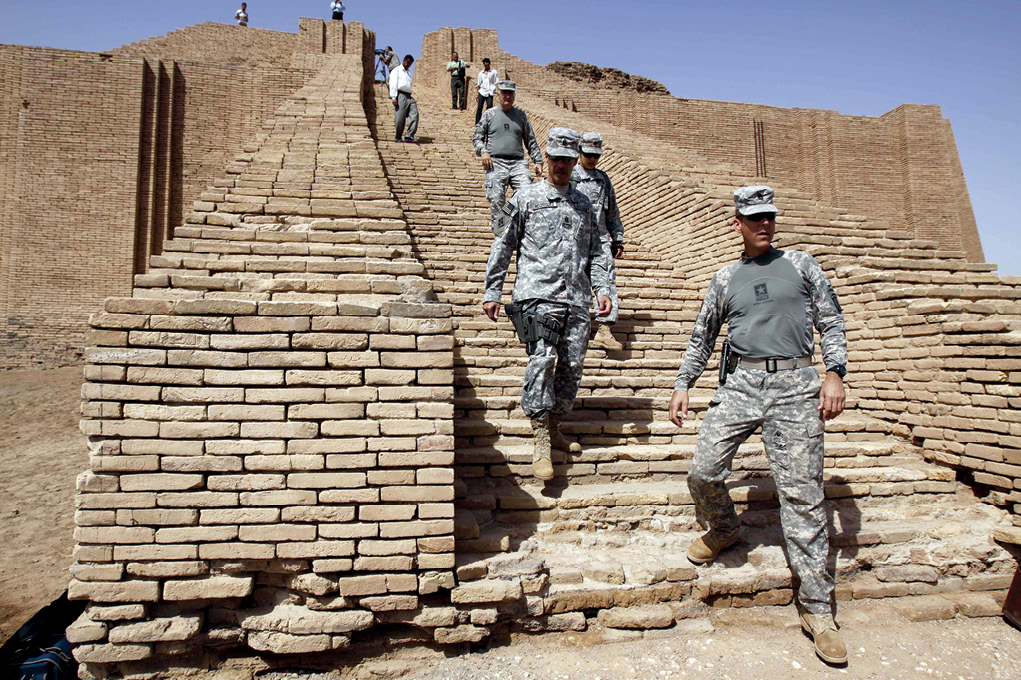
{"left": 483, "top": 128, "right": 614, "bottom": 480}
{"left": 472, "top": 80, "right": 544, "bottom": 236}
{"left": 668, "top": 186, "right": 849, "bottom": 665}
{"left": 570, "top": 132, "right": 625, "bottom": 351}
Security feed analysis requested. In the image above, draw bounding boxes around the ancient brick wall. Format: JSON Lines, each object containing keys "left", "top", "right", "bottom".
{"left": 422, "top": 28, "right": 984, "bottom": 264}
{"left": 115, "top": 22, "right": 299, "bottom": 67}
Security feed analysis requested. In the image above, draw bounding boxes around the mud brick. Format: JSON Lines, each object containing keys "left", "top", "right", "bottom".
{"left": 451, "top": 580, "right": 523, "bottom": 604}
{"left": 167, "top": 349, "right": 247, "bottom": 368}
{"left": 97, "top": 420, "right": 160, "bottom": 437}
{"left": 286, "top": 371, "right": 363, "bottom": 387}
{"left": 86, "top": 604, "right": 147, "bottom": 622}
{"left": 116, "top": 509, "right": 198, "bottom": 526}
{"left": 120, "top": 475, "right": 205, "bottom": 492}
{"left": 417, "top": 536, "right": 455, "bottom": 553}
{"left": 380, "top": 419, "right": 435, "bottom": 436}
{"left": 122, "top": 404, "right": 206, "bottom": 421}
{"left": 369, "top": 334, "right": 416, "bottom": 350}
{"left": 208, "top": 404, "right": 285, "bottom": 421}
{"left": 163, "top": 576, "right": 254, "bottom": 600}
{"left": 155, "top": 492, "right": 239, "bottom": 507}
{"left": 416, "top": 468, "right": 454, "bottom": 485}
{"left": 325, "top": 386, "right": 378, "bottom": 402}
{"left": 126, "top": 562, "right": 209, "bottom": 578}
{"left": 87, "top": 347, "right": 167, "bottom": 367}
{"left": 66, "top": 616, "right": 108, "bottom": 643}
{"left": 129, "top": 331, "right": 210, "bottom": 349}
{"left": 287, "top": 472, "right": 366, "bottom": 489}
{"left": 357, "top": 539, "right": 416, "bottom": 556}
{"left": 82, "top": 383, "right": 162, "bottom": 402}
{"left": 327, "top": 351, "right": 381, "bottom": 367}
{"left": 321, "top": 420, "right": 380, "bottom": 437}
{"left": 76, "top": 493, "right": 157, "bottom": 510}
{"left": 209, "top": 474, "right": 286, "bottom": 492}
{"left": 380, "top": 352, "right": 453, "bottom": 368}
{"left": 292, "top": 333, "right": 369, "bottom": 350}
{"left": 126, "top": 367, "right": 204, "bottom": 385}
{"left": 247, "top": 387, "right": 325, "bottom": 403}
{"left": 380, "top": 486, "right": 455, "bottom": 502}
{"left": 108, "top": 614, "right": 202, "bottom": 643}
{"left": 367, "top": 402, "right": 416, "bottom": 419}
{"left": 200, "top": 508, "right": 280, "bottom": 524}
{"left": 277, "top": 541, "right": 356, "bottom": 559}
{"left": 380, "top": 520, "right": 453, "bottom": 539}
{"left": 235, "top": 316, "right": 311, "bottom": 333}
{"left": 203, "top": 369, "right": 285, "bottom": 386}
{"left": 69, "top": 579, "right": 161, "bottom": 603}
{"left": 156, "top": 526, "right": 239, "bottom": 543}
{"left": 893, "top": 595, "right": 959, "bottom": 621}
{"left": 313, "top": 316, "right": 389, "bottom": 332}
{"left": 210, "top": 334, "right": 289, "bottom": 351}
{"left": 312, "top": 559, "right": 355, "bottom": 573}
{"left": 354, "top": 556, "right": 414, "bottom": 571}
{"left": 281, "top": 506, "right": 357, "bottom": 523}
{"left": 239, "top": 524, "right": 316, "bottom": 542}
{"left": 207, "top": 439, "right": 285, "bottom": 455}
{"left": 417, "top": 435, "right": 455, "bottom": 452}
{"left": 418, "top": 503, "right": 455, "bottom": 519}
{"left": 76, "top": 510, "right": 117, "bottom": 526}
{"left": 290, "top": 440, "right": 369, "bottom": 457}
{"left": 149, "top": 316, "right": 232, "bottom": 332}
{"left": 359, "top": 505, "right": 416, "bottom": 522}
{"left": 365, "top": 369, "right": 415, "bottom": 385}
{"left": 292, "top": 403, "right": 365, "bottom": 419}
{"left": 361, "top": 595, "right": 419, "bottom": 612}
{"left": 318, "top": 489, "right": 380, "bottom": 504}
{"left": 240, "top": 490, "right": 317, "bottom": 506}
{"left": 74, "top": 643, "right": 153, "bottom": 663}
{"left": 320, "top": 524, "right": 379, "bottom": 539}
{"left": 249, "top": 351, "right": 327, "bottom": 367}
{"left": 114, "top": 544, "right": 198, "bottom": 561}
{"left": 199, "top": 543, "right": 276, "bottom": 560}
{"left": 338, "top": 575, "right": 387, "bottom": 596}
{"left": 162, "top": 386, "right": 245, "bottom": 402}
{"left": 69, "top": 563, "right": 124, "bottom": 582}
{"left": 259, "top": 300, "right": 336, "bottom": 315}
{"left": 241, "top": 421, "right": 318, "bottom": 438}
{"left": 367, "top": 470, "right": 415, "bottom": 486}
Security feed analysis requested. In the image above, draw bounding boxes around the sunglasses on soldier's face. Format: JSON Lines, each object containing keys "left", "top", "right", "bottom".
{"left": 742, "top": 212, "right": 776, "bottom": 223}
{"left": 581, "top": 152, "right": 600, "bottom": 159}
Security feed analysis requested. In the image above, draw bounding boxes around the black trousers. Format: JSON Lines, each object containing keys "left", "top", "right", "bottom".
{"left": 332, "top": 11, "right": 343, "bottom": 20}
{"left": 475, "top": 94, "right": 493, "bottom": 124}
{"left": 451, "top": 78, "right": 467, "bottom": 109}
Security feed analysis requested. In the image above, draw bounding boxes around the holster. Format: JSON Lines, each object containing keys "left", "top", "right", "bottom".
{"left": 718, "top": 339, "right": 739, "bottom": 386}
{"left": 505, "top": 304, "right": 567, "bottom": 346}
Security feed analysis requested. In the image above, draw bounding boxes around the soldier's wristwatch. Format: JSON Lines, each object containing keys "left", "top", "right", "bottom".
{"left": 826, "top": 365, "right": 847, "bottom": 379}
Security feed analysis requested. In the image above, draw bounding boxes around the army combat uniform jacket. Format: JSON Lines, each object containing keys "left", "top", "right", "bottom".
{"left": 483, "top": 181, "right": 613, "bottom": 309}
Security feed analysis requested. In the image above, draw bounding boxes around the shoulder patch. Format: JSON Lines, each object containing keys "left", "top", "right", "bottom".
{"left": 498, "top": 202, "right": 518, "bottom": 233}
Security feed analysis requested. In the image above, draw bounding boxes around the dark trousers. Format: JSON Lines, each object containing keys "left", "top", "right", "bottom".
{"left": 451, "top": 78, "right": 467, "bottom": 109}
{"left": 475, "top": 94, "right": 493, "bottom": 124}
{"left": 332, "top": 11, "right": 343, "bottom": 20}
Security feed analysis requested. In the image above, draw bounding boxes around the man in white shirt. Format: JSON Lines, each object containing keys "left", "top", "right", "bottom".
{"left": 475, "top": 58, "right": 499, "bottom": 124}
{"left": 387, "top": 55, "right": 419, "bottom": 143}
{"left": 235, "top": 3, "right": 248, "bottom": 26}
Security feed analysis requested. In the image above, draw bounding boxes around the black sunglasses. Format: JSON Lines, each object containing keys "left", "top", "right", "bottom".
{"left": 742, "top": 212, "right": 776, "bottom": 223}
{"left": 581, "top": 152, "right": 601, "bottom": 159}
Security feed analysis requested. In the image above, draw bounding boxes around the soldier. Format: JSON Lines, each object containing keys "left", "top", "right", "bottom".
{"left": 570, "top": 132, "right": 625, "bottom": 351}
{"left": 472, "top": 81, "right": 544, "bottom": 236}
{"left": 668, "top": 186, "right": 848, "bottom": 665}
{"left": 483, "top": 128, "right": 614, "bottom": 480}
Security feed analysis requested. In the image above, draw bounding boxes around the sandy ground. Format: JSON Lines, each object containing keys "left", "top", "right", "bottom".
{"left": 1, "top": 368, "right": 1019, "bottom": 680}
{"left": 0, "top": 366, "right": 87, "bottom": 643}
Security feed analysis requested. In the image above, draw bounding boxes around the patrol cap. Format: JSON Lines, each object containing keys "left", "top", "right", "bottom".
{"left": 580, "top": 132, "right": 603, "bottom": 155}
{"left": 497, "top": 80, "right": 516, "bottom": 92}
{"left": 546, "top": 127, "right": 581, "bottom": 159}
{"left": 734, "top": 185, "right": 778, "bottom": 216}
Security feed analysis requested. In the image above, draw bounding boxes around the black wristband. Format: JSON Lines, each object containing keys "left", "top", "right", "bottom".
{"left": 826, "top": 365, "right": 847, "bottom": 378}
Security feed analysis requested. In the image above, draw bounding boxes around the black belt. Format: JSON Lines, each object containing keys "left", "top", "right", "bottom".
{"left": 491, "top": 154, "right": 524, "bottom": 161}
{"left": 737, "top": 355, "right": 813, "bottom": 372}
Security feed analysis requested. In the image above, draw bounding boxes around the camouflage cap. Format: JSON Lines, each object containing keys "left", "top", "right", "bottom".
{"left": 580, "top": 132, "right": 603, "bottom": 155}
{"left": 497, "top": 80, "right": 516, "bottom": 91}
{"left": 734, "top": 185, "right": 778, "bottom": 216}
{"left": 546, "top": 127, "right": 581, "bottom": 159}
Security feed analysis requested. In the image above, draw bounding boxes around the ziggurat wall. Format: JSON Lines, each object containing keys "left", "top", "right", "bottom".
{"left": 0, "top": 20, "right": 1017, "bottom": 678}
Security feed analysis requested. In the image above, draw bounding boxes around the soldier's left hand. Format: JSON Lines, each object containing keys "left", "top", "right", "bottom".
{"left": 595, "top": 295, "right": 612, "bottom": 317}
{"left": 612, "top": 243, "right": 624, "bottom": 258}
{"left": 819, "top": 372, "right": 846, "bottom": 420}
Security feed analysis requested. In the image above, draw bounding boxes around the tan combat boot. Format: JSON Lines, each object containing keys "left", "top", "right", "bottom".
{"left": 800, "top": 611, "right": 848, "bottom": 665}
{"left": 686, "top": 528, "right": 740, "bottom": 565}
{"left": 548, "top": 413, "right": 581, "bottom": 453}
{"left": 530, "top": 417, "right": 554, "bottom": 480}
{"left": 590, "top": 323, "right": 624, "bottom": 351}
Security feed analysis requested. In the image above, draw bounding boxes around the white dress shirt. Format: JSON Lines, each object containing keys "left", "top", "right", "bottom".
{"left": 477, "top": 68, "right": 499, "bottom": 97}
{"left": 388, "top": 65, "right": 413, "bottom": 99}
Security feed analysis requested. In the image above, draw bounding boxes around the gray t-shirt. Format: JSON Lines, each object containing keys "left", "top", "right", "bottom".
{"left": 472, "top": 106, "right": 543, "bottom": 163}
{"left": 674, "top": 248, "right": 847, "bottom": 390}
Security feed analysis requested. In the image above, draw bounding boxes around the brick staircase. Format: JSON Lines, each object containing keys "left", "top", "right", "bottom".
{"left": 369, "top": 76, "right": 1017, "bottom": 636}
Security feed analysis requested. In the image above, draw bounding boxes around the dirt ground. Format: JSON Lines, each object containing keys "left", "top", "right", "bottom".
{"left": 1, "top": 368, "right": 1019, "bottom": 680}
{"left": 0, "top": 366, "right": 87, "bottom": 643}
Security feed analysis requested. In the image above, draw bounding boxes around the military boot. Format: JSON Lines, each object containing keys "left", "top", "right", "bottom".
{"left": 589, "top": 323, "right": 624, "bottom": 351}
{"left": 799, "top": 611, "right": 848, "bottom": 665}
{"left": 686, "top": 528, "right": 740, "bottom": 564}
{"left": 530, "top": 417, "right": 554, "bottom": 480}
{"left": 548, "top": 413, "right": 581, "bottom": 453}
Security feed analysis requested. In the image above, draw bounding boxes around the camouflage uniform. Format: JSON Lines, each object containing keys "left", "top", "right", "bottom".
{"left": 484, "top": 132, "right": 613, "bottom": 419}
{"left": 472, "top": 83, "right": 544, "bottom": 236}
{"left": 570, "top": 156, "right": 623, "bottom": 324}
{"left": 675, "top": 208, "right": 847, "bottom": 614}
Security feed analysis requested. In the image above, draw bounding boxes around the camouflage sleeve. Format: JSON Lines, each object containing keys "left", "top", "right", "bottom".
{"left": 483, "top": 195, "right": 523, "bottom": 303}
{"left": 586, "top": 200, "right": 613, "bottom": 297}
{"left": 796, "top": 252, "right": 848, "bottom": 369}
{"left": 472, "top": 110, "right": 491, "bottom": 156}
{"left": 674, "top": 271, "right": 729, "bottom": 390}
{"left": 521, "top": 113, "right": 544, "bottom": 165}
{"left": 602, "top": 171, "right": 624, "bottom": 243}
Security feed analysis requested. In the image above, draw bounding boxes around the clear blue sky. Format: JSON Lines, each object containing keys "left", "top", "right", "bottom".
{"left": 4, "top": 1, "right": 1018, "bottom": 276}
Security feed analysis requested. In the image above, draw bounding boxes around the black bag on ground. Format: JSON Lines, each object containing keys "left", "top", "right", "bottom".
{"left": 0, "top": 591, "right": 86, "bottom": 680}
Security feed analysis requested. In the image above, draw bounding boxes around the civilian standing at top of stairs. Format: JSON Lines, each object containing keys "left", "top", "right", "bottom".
{"left": 447, "top": 52, "right": 471, "bottom": 110}
{"left": 388, "top": 55, "right": 418, "bottom": 143}
{"left": 331, "top": 1, "right": 346, "bottom": 21}
{"left": 235, "top": 3, "right": 248, "bottom": 26}
{"left": 475, "top": 58, "right": 499, "bottom": 124}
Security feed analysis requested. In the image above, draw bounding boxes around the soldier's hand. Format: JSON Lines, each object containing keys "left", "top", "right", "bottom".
{"left": 534, "top": 163, "right": 544, "bottom": 177}
{"left": 819, "top": 372, "right": 846, "bottom": 420}
{"left": 612, "top": 242, "right": 624, "bottom": 259}
{"left": 481, "top": 152, "right": 493, "bottom": 171}
{"left": 482, "top": 301, "right": 500, "bottom": 322}
{"left": 595, "top": 295, "right": 612, "bottom": 317}
{"left": 669, "top": 390, "right": 689, "bottom": 426}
